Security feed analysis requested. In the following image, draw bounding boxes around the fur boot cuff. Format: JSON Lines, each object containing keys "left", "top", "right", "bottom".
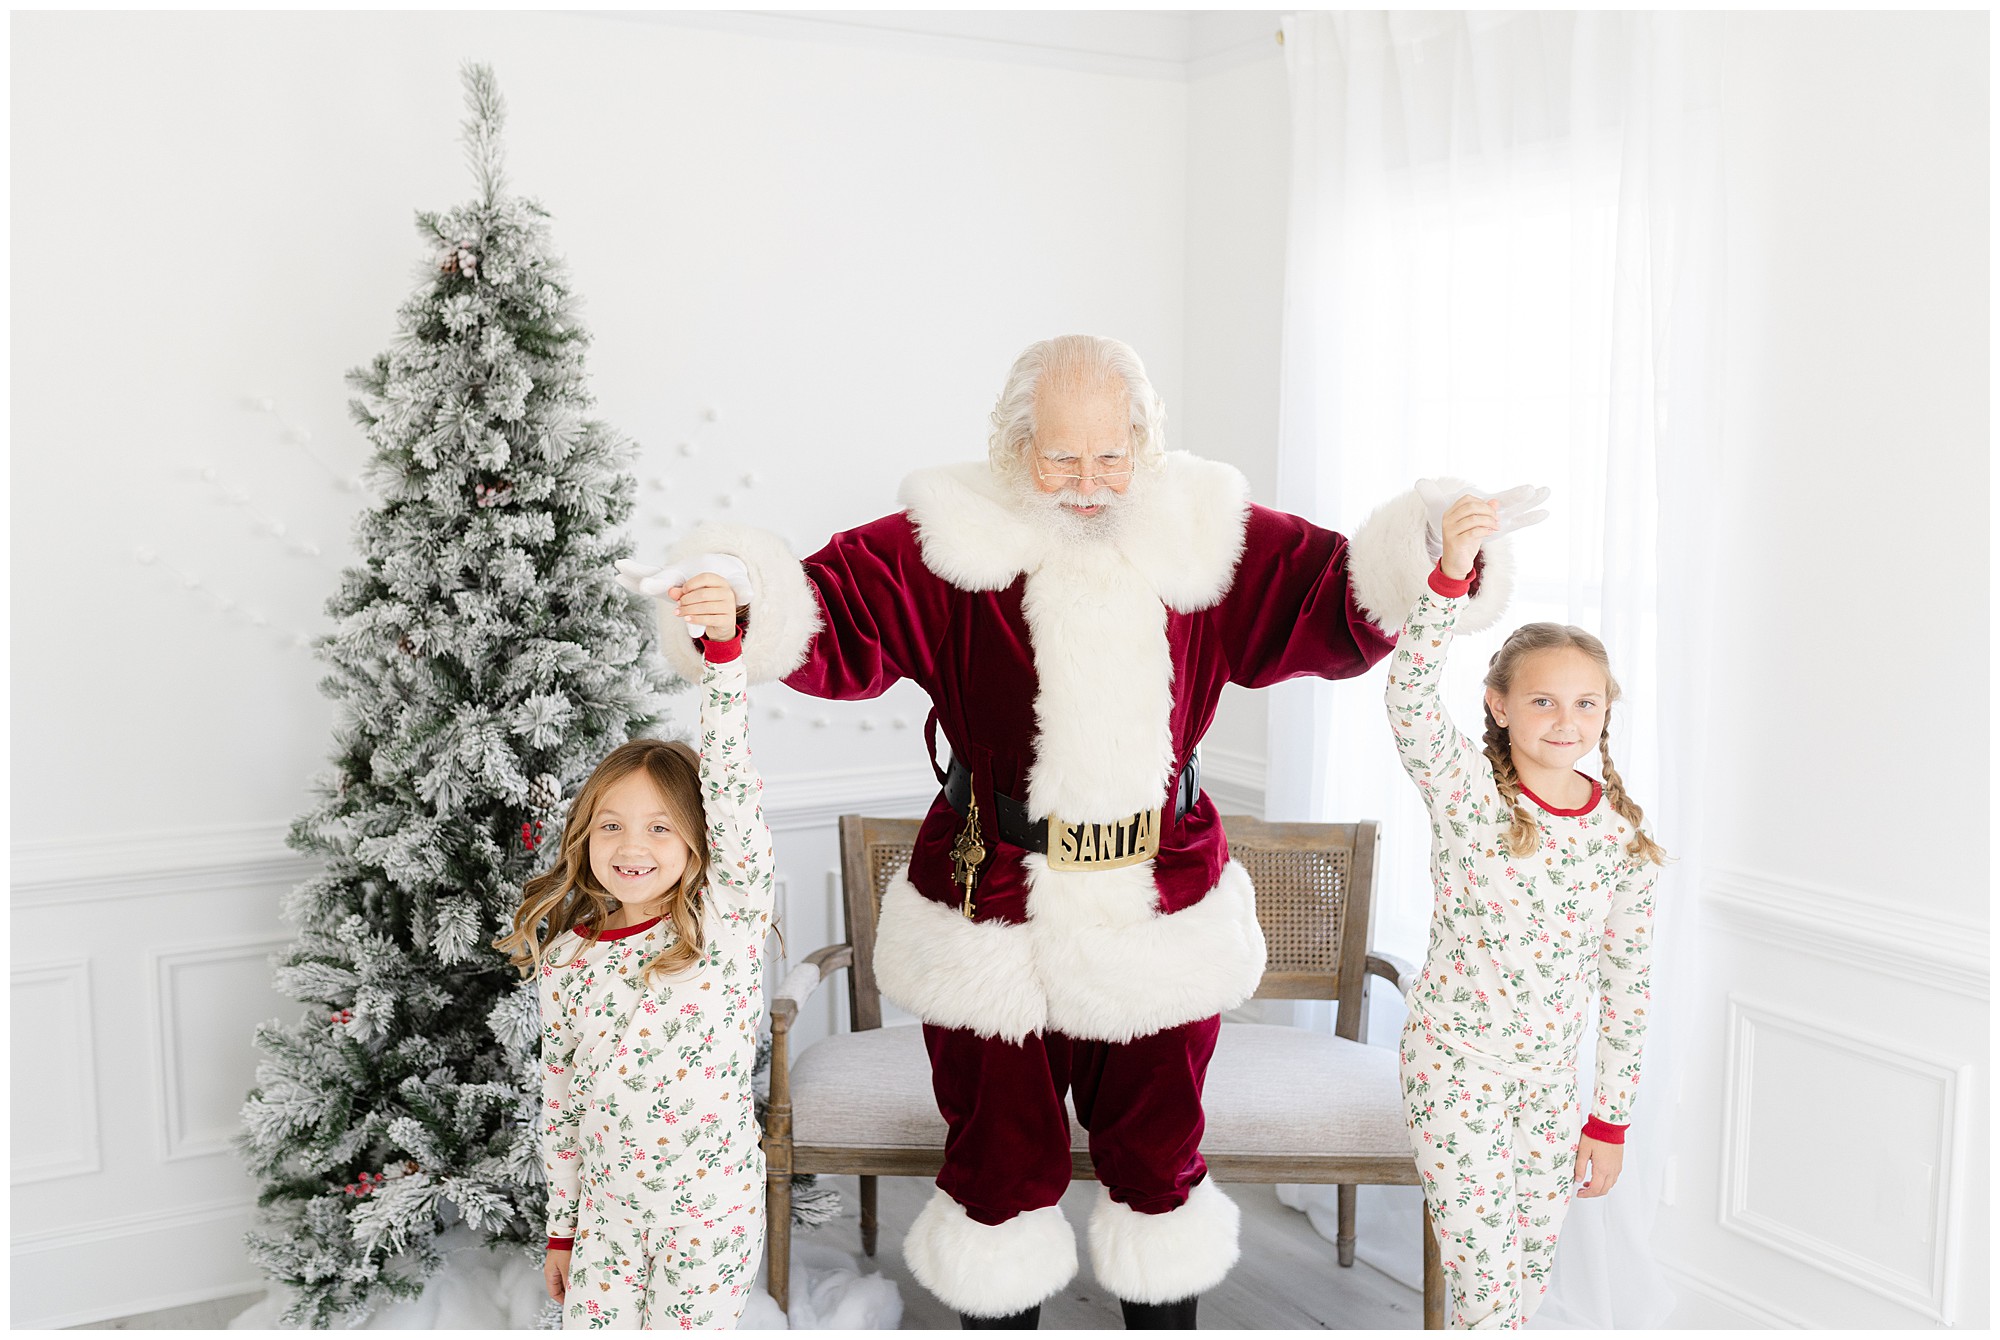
{"left": 904, "top": 1189, "right": 1078, "bottom": 1318}
{"left": 1086, "top": 1179, "right": 1241, "bottom": 1305}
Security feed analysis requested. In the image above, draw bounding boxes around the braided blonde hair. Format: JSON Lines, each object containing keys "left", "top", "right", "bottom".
{"left": 1481, "top": 623, "right": 1668, "bottom": 866}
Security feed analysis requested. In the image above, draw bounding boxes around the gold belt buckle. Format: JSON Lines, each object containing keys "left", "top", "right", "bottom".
{"left": 1046, "top": 807, "right": 1161, "bottom": 871}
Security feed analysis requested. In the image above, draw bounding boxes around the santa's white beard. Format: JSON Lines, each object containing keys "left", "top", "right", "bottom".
{"left": 1008, "top": 472, "right": 1140, "bottom": 547}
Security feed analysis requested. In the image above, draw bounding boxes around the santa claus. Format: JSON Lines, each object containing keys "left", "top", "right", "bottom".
{"left": 621, "top": 335, "right": 1543, "bottom": 1329}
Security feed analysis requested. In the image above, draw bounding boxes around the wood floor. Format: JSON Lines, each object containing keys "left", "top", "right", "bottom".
{"left": 792, "top": 1175, "right": 1423, "bottom": 1331}
{"left": 78, "top": 1181, "right": 1422, "bottom": 1330}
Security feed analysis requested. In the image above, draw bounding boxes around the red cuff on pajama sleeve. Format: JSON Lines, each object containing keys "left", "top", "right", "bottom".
{"left": 547, "top": 1236, "right": 575, "bottom": 1251}
{"left": 702, "top": 633, "right": 743, "bottom": 663}
{"left": 1428, "top": 563, "right": 1476, "bottom": 598}
{"left": 1581, "top": 1116, "right": 1628, "bottom": 1145}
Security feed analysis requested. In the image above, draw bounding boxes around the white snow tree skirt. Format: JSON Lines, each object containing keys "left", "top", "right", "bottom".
{"left": 227, "top": 1227, "right": 903, "bottom": 1330}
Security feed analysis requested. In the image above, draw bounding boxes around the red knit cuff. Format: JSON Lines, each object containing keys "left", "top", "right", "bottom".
{"left": 1582, "top": 1116, "right": 1628, "bottom": 1145}
{"left": 1428, "top": 563, "right": 1475, "bottom": 598}
{"left": 547, "top": 1236, "right": 575, "bottom": 1251}
{"left": 702, "top": 633, "right": 743, "bottom": 663}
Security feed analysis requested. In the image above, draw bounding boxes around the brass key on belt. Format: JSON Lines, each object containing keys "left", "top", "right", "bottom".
{"left": 949, "top": 790, "right": 986, "bottom": 920}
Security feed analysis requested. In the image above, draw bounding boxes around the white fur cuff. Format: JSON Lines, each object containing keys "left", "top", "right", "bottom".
{"left": 873, "top": 871, "right": 1049, "bottom": 1045}
{"left": 1086, "top": 1179, "right": 1242, "bottom": 1304}
{"left": 1347, "top": 481, "right": 1515, "bottom": 637}
{"left": 1031, "top": 858, "right": 1267, "bottom": 1045}
{"left": 652, "top": 522, "right": 822, "bottom": 685}
{"left": 904, "top": 1189, "right": 1078, "bottom": 1317}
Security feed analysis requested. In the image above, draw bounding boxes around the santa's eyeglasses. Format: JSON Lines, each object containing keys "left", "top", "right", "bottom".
{"left": 1033, "top": 453, "right": 1136, "bottom": 484}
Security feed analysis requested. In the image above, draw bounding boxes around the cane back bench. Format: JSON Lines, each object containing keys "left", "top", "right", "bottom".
{"left": 763, "top": 814, "right": 1445, "bottom": 1327}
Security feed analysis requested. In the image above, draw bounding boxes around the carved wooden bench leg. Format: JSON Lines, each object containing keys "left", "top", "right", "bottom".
{"left": 1421, "top": 1201, "right": 1444, "bottom": 1329}
{"left": 767, "top": 1169, "right": 793, "bottom": 1315}
{"left": 860, "top": 1174, "right": 879, "bottom": 1257}
{"left": 1336, "top": 1184, "right": 1357, "bottom": 1267}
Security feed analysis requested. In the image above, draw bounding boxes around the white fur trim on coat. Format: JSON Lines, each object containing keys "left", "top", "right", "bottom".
{"left": 1020, "top": 546, "right": 1177, "bottom": 821}
{"left": 1346, "top": 480, "right": 1515, "bottom": 637}
{"left": 898, "top": 453, "right": 1251, "bottom": 611}
{"left": 651, "top": 522, "right": 822, "bottom": 685}
{"left": 902, "top": 453, "right": 1250, "bottom": 823}
{"left": 1027, "top": 857, "right": 1266, "bottom": 1044}
{"left": 873, "top": 871, "right": 1049, "bottom": 1045}
{"left": 1086, "top": 1179, "right": 1242, "bottom": 1304}
{"left": 904, "top": 1188, "right": 1078, "bottom": 1317}
{"left": 872, "top": 859, "right": 1267, "bottom": 1045}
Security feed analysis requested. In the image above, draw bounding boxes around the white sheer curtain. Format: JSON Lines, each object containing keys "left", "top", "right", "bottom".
{"left": 1268, "top": 11, "right": 1723, "bottom": 1327}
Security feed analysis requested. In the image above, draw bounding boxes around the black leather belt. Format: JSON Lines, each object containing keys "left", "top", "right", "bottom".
{"left": 941, "top": 751, "right": 1200, "bottom": 856}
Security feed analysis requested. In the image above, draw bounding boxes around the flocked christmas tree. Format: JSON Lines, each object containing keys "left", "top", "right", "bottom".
{"left": 239, "top": 64, "right": 672, "bottom": 1327}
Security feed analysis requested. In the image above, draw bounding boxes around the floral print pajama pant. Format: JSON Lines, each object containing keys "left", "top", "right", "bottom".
{"left": 1401, "top": 1020, "right": 1583, "bottom": 1330}
{"left": 564, "top": 1177, "right": 764, "bottom": 1331}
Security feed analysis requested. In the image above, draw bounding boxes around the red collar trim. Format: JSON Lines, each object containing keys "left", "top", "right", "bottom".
{"left": 577, "top": 916, "right": 662, "bottom": 942}
{"left": 1518, "top": 774, "right": 1603, "bottom": 817}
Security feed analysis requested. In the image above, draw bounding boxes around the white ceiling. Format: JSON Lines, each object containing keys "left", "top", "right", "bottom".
{"left": 598, "top": 10, "right": 1285, "bottom": 79}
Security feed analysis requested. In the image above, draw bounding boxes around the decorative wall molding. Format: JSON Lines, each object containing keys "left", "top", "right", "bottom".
{"left": 10, "top": 1195, "right": 255, "bottom": 1255}
{"left": 1704, "top": 865, "right": 1988, "bottom": 999}
{"left": 13, "top": 756, "right": 1269, "bottom": 907}
{"left": 11, "top": 1197, "right": 262, "bottom": 1330}
{"left": 598, "top": 10, "right": 1194, "bottom": 82}
{"left": 762, "top": 763, "right": 939, "bottom": 830}
{"left": 150, "top": 936, "right": 296, "bottom": 1162}
{"left": 11, "top": 821, "right": 315, "bottom": 908}
{"left": 1656, "top": 1255, "right": 1809, "bottom": 1329}
{"left": 1201, "top": 746, "right": 1268, "bottom": 817}
{"left": 9, "top": 766, "right": 941, "bottom": 909}
{"left": 1719, "top": 997, "right": 1967, "bottom": 1324}
{"left": 10, "top": 960, "right": 101, "bottom": 1184}
{"left": 588, "top": 9, "right": 1285, "bottom": 84}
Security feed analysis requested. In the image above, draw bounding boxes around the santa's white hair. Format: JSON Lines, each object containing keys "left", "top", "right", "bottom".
{"left": 987, "top": 334, "right": 1168, "bottom": 480}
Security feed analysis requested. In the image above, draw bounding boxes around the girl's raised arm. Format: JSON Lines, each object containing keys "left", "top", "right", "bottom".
{"left": 1383, "top": 568, "right": 1482, "bottom": 805}
{"left": 697, "top": 636, "right": 777, "bottom": 930}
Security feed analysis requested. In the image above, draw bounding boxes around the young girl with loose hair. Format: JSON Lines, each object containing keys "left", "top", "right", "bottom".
{"left": 1386, "top": 494, "right": 1665, "bottom": 1330}
{"left": 497, "top": 571, "right": 773, "bottom": 1331}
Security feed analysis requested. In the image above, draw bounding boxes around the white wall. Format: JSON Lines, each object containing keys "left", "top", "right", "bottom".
{"left": 1179, "top": 35, "right": 1290, "bottom": 799}
{"left": 9, "top": 11, "right": 1196, "bottom": 1325}
{"left": 1656, "top": 12, "right": 1989, "bottom": 1329}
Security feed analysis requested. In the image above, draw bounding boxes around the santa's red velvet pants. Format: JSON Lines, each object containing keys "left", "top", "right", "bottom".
{"left": 900, "top": 1014, "right": 1243, "bottom": 1319}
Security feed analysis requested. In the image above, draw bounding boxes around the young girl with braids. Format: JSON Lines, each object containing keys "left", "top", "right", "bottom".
{"left": 1386, "top": 494, "right": 1667, "bottom": 1330}
{"left": 497, "top": 571, "right": 772, "bottom": 1331}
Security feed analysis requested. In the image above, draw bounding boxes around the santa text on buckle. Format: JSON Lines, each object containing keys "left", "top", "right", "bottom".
{"left": 1048, "top": 807, "right": 1159, "bottom": 870}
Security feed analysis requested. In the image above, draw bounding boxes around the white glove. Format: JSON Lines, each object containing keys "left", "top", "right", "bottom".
{"left": 614, "top": 553, "right": 755, "bottom": 638}
{"left": 1417, "top": 479, "right": 1551, "bottom": 561}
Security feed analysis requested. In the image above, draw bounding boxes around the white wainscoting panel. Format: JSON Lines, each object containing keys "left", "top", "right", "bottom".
{"left": 10, "top": 1197, "right": 262, "bottom": 1329}
{"left": 11, "top": 960, "right": 102, "bottom": 1184}
{"left": 150, "top": 936, "right": 299, "bottom": 1162}
{"left": 1705, "top": 866, "right": 1988, "bottom": 999}
{"left": 1720, "top": 996, "right": 1968, "bottom": 1323}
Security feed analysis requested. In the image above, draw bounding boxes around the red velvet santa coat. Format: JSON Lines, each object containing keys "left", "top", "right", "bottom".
{"left": 652, "top": 454, "right": 1512, "bottom": 1046}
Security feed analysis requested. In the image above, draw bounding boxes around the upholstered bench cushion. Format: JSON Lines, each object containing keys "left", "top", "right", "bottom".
{"left": 1201, "top": 1022, "right": 1410, "bottom": 1158}
{"left": 788, "top": 1021, "right": 1407, "bottom": 1160}
{"left": 789, "top": 1023, "right": 955, "bottom": 1148}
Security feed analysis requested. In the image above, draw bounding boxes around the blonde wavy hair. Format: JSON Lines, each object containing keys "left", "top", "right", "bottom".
{"left": 1481, "top": 623, "right": 1669, "bottom": 867}
{"left": 496, "top": 738, "right": 709, "bottom": 980}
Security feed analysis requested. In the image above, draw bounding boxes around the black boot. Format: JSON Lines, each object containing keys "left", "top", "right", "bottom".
{"left": 1119, "top": 1295, "right": 1199, "bottom": 1329}
{"left": 960, "top": 1304, "right": 1041, "bottom": 1329}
